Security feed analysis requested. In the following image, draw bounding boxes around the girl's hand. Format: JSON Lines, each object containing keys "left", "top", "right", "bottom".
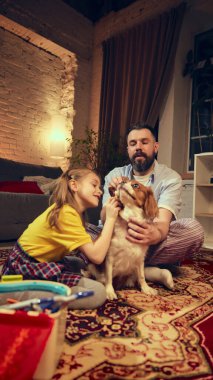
{"left": 105, "top": 197, "right": 121, "bottom": 221}
{"left": 109, "top": 176, "right": 129, "bottom": 189}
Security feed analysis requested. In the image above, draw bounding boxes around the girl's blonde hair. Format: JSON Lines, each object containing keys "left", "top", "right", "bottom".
{"left": 48, "top": 167, "right": 98, "bottom": 229}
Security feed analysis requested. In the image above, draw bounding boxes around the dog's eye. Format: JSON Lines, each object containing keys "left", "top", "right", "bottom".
{"left": 132, "top": 183, "right": 140, "bottom": 189}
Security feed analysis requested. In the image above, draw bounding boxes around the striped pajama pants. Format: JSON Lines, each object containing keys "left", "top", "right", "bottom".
{"left": 86, "top": 218, "right": 204, "bottom": 266}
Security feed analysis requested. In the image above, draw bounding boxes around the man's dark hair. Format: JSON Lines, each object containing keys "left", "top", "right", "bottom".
{"left": 126, "top": 122, "right": 157, "bottom": 141}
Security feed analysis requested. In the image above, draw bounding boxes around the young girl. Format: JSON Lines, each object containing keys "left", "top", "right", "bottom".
{"left": 2, "top": 168, "right": 121, "bottom": 309}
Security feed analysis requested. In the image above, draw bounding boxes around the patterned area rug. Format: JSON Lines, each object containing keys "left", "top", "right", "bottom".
{"left": 0, "top": 248, "right": 212, "bottom": 379}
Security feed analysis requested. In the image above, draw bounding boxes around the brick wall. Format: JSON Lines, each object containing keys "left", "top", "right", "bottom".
{"left": 0, "top": 27, "right": 76, "bottom": 165}
{"left": 0, "top": 0, "right": 93, "bottom": 166}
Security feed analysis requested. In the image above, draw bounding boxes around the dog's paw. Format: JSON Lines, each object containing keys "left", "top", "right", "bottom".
{"left": 106, "top": 284, "right": 117, "bottom": 300}
{"left": 107, "top": 291, "right": 118, "bottom": 300}
{"left": 142, "top": 283, "right": 158, "bottom": 296}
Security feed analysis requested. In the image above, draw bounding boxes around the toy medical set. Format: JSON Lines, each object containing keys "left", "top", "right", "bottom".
{"left": 0, "top": 279, "right": 93, "bottom": 380}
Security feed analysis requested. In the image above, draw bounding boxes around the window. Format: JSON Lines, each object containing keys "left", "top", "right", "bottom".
{"left": 188, "top": 29, "right": 213, "bottom": 171}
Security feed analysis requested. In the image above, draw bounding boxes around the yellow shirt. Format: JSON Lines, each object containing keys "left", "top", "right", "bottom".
{"left": 18, "top": 204, "right": 92, "bottom": 263}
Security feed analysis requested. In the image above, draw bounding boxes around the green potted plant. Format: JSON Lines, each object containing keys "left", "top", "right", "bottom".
{"left": 68, "top": 128, "right": 98, "bottom": 170}
{"left": 68, "top": 128, "right": 128, "bottom": 178}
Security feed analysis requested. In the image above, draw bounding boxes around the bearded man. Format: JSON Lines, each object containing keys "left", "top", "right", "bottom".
{"left": 100, "top": 123, "right": 204, "bottom": 267}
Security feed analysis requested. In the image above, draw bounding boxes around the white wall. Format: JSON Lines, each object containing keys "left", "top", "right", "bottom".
{"left": 159, "top": 2, "right": 213, "bottom": 176}
{"left": 158, "top": 79, "right": 174, "bottom": 167}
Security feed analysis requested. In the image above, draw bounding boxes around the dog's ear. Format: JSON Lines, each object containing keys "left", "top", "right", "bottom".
{"left": 109, "top": 186, "right": 116, "bottom": 197}
{"left": 143, "top": 187, "right": 159, "bottom": 220}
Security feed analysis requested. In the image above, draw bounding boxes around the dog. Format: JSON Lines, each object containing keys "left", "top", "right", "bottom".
{"left": 84, "top": 179, "right": 173, "bottom": 300}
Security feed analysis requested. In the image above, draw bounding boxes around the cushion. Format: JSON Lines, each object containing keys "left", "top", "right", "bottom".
{"left": 23, "top": 176, "right": 58, "bottom": 195}
{"left": 0, "top": 181, "right": 44, "bottom": 194}
{"left": 39, "top": 180, "right": 57, "bottom": 195}
{"left": 0, "top": 157, "right": 63, "bottom": 181}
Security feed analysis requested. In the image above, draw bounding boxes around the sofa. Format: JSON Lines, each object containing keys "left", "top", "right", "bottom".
{"left": 0, "top": 158, "right": 63, "bottom": 241}
{"left": 0, "top": 158, "right": 101, "bottom": 242}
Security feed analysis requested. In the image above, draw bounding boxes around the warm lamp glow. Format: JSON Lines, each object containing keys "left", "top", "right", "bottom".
{"left": 50, "top": 129, "right": 66, "bottom": 158}
{"left": 50, "top": 141, "right": 65, "bottom": 158}
{"left": 51, "top": 129, "right": 65, "bottom": 142}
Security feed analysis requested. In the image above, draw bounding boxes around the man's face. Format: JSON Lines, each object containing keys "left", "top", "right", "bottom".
{"left": 127, "top": 129, "right": 159, "bottom": 174}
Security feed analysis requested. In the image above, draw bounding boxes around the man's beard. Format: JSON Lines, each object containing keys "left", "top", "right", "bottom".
{"left": 130, "top": 152, "right": 155, "bottom": 173}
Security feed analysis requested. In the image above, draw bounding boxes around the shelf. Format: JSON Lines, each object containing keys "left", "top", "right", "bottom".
{"left": 194, "top": 153, "right": 213, "bottom": 251}
{"left": 195, "top": 213, "right": 213, "bottom": 218}
{"left": 197, "top": 183, "right": 213, "bottom": 187}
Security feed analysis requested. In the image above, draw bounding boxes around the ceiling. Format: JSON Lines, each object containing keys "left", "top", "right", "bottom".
{"left": 62, "top": 0, "right": 139, "bottom": 22}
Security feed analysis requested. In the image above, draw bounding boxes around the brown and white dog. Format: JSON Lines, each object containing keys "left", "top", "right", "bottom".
{"left": 84, "top": 179, "right": 173, "bottom": 300}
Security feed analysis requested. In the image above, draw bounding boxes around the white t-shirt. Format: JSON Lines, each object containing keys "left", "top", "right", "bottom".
{"left": 102, "top": 161, "right": 182, "bottom": 219}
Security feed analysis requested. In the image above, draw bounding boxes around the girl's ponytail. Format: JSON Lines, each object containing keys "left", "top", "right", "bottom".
{"left": 48, "top": 168, "right": 96, "bottom": 229}
{"left": 48, "top": 173, "right": 70, "bottom": 229}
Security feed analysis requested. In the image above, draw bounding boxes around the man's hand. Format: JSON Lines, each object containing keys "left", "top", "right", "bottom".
{"left": 127, "top": 218, "right": 162, "bottom": 245}
{"left": 126, "top": 208, "right": 173, "bottom": 245}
